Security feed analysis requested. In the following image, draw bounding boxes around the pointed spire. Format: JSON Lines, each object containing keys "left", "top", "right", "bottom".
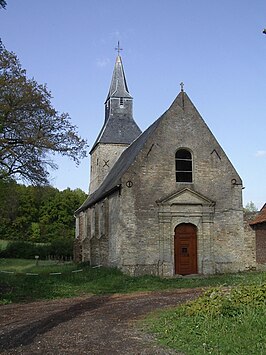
{"left": 105, "top": 46, "right": 132, "bottom": 103}
{"left": 90, "top": 47, "right": 141, "bottom": 154}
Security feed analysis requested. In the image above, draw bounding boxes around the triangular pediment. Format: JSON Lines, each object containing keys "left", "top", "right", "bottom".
{"left": 157, "top": 188, "right": 215, "bottom": 206}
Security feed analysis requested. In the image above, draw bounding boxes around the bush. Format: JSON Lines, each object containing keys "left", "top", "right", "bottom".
{"left": 0, "top": 239, "right": 73, "bottom": 260}
{"left": 49, "top": 238, "right": 73, "bottom": 259}
{"left": 184, "top": 284, "right": 266, "bottom": 318}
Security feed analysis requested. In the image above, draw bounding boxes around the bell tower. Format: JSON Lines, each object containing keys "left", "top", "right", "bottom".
{"left": 89, "top": 45, "right": 141, "bottom": 194}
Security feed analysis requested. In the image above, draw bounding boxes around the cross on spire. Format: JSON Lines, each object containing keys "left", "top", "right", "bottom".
{"left": 115, "top": 41, "right": 123, "bottom": 55}
{"left": 180, "top": 82, "right": 184, "bottom": 92}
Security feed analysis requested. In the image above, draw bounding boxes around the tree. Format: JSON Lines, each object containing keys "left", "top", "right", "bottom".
{"left": 0, "top": 1, "right": 7, "bottom": 9}
{"left": 0, "top": 180, "right": 87, "bottom": 242}
{"left": 0, "top": 44, "right": 88, "bottom": 184}
{"left": 244, "top": 201, "right": 258, "bottom": 213}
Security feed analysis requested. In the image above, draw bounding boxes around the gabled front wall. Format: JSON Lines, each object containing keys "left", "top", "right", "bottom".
{"left": 116, "top": 96, "right": 255, "bottom": 275}
{"left": 76, "top": 93, "right": 255, "bottom": 276}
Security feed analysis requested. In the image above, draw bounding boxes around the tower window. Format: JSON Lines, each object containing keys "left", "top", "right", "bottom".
{"left": 175, "top": 149, "right": 192, "bottom": 183}
{"left": 119, "top": 97, "right": 124, "bottom": 106}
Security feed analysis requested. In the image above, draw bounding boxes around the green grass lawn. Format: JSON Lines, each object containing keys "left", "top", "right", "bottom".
{"left": 1, "top": 259, "right": 266, "bottom": 353}
{"left": 1, "top": 258, "right": 266, "bottom": 306}
{"left": 144, "top": 285, "right": 266, "bottom": 354}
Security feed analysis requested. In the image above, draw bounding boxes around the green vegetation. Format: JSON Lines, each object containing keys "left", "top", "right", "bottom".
{"left": 1, "top": 258, "right": 266, "bottom": 306}
{"left": 0, "top": 180, "right": 86, "bottom": 243}
{"left": 244, "top": 201, "right": 258, "bottom": 212}
{"left": 0, "top": 239, "right": 73, "bottom": 259}
{"left": 0, "top": 239, "right": 8, "bottom": 250}
{"left": 0, "top": 43, "right": 87, "bottom": 185}
{"left": 144, "top": 285, "right": 266, "bottom": 354}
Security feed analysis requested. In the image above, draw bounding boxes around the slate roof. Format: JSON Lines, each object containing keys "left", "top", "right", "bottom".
{"left": 76, "top": 116, "right": 162, "bottom": 213}
{"left": 92, "top": 114, "right": 142, "bottom": 147}
{"left": 76, "top": 91, "right": 195, "bottom": 214}
{"left": 250, "top": 204, "right": 266, "bottom": 225}
{"left": 90, "top": 54, "right": 141, "bottom": 153}
{"left": 105, "top": 55, "right": 132, "bottom": 101}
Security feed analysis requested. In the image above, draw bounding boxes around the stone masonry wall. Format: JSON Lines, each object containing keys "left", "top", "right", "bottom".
{"left": 89, "top": 143, "right": 129, "bottom": 194}
{"left": 115, "top": 94, "right": 255, "bottom": 276}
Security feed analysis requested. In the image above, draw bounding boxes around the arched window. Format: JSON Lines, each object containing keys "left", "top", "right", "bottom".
{"left": 175, "top": 149, "right": 192, "bottom": 183}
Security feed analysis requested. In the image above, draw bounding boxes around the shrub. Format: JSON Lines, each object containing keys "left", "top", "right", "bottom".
{"left": 49, "top": 238, "right": 73, "bottom": 259}
{"left": 184, "top": 284, "right": 266, "bottom": 318}
{"left": 0, "top": 239, "right": 73, "bottom": 260}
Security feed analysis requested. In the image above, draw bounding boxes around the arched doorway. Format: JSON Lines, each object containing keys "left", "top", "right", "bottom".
{"left": 174, "top": 223, "right": 197, "bottom": 275}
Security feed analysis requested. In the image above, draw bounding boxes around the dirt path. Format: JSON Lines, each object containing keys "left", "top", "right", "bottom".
{"left": 0, "top": 289, "right": 202, "bottom": 354}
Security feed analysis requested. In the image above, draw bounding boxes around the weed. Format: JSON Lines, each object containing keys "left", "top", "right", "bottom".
{"left": 144, "top": 284, "right": 266, "bottom": 354}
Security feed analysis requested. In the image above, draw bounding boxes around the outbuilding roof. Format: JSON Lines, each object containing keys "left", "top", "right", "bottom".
{"left": 250, "top": 204, "right": 266, "bottom": 225}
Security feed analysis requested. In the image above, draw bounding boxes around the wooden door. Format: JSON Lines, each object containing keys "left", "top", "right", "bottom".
{"left": 174, "top": 223, "right": 197, "bottom": 275}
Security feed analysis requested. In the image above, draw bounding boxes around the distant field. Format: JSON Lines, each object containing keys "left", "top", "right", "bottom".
{"left": 0, "top": 258, "right": 71, "bottom": 273}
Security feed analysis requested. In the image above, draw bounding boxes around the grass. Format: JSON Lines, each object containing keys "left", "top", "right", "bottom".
{"left": 1, "top": 258, "right": 266, "bottom": 305}
{"left": 2, "top": 259, "right": 266, "bottom": 352}
{"left": 1, "top": 259, "right": 266, "bottom": 352}
{"left": 143, "top": 285, "right": 266, "bottom": 354}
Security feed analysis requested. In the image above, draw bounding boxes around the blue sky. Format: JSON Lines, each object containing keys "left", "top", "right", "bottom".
{"left": 0, "top": 0, "right": 265, "bottom": 208}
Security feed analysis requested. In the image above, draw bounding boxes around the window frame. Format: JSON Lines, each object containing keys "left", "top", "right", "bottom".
{"left": 175, "top": 148, "right": 193, "bottom": 183}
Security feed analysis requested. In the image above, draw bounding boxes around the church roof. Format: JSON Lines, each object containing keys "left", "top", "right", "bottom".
{"left": 76, "top": 90, "right": 188, "bottom": 213}
{"left": 76, "top": 116, "right": 162, "bottom": 213}
{"left": 250, "top": 204, "right": 266, "bottom": 225}
{"left": 91, "top": 114, "right": 142, "bottom": 149}
{"left": 76, "top": 90, "right": 242, "bottom": 214}
{"left": 105, "top": 55, "right": 132, "bottom": 102}
{"left": 90, "top": 54, "right": 141, "bottom": 153}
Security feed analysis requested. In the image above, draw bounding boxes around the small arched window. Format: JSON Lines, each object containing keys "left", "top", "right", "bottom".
{"left": 175, "top": 149, "right": 192, "bottom": 183}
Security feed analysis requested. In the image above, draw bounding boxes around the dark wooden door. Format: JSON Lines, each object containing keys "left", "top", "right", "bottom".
{"left": 174, "top": 223, "right": 197, "bottom": 275}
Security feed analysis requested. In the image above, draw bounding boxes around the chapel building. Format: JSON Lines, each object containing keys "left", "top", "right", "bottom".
{"left": 74, "top": 51, "right": 256, "bottom": 276}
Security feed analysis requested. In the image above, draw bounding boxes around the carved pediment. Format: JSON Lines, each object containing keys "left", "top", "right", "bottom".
{"left": 157, "top": 188, "right": 215, "bottom": 207}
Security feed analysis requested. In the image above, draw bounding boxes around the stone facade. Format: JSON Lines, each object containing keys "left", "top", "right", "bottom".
{"left": 89, "top": 143, "right": 129, "bottom": 193}
{"left": 75, "top": 54, "right": 256, "bottom": 276}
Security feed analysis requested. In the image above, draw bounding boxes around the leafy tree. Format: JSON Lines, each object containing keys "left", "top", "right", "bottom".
{"left": 39, "top": 187, "right": 86, "bottom": 241}
{"left": 0, "top": 181, "right": 87, "bottom": 242}
{"left": 0, "top": 1, "right": 7, "bottom": 9}
{"left": 244, "top": 201, "right": 258, "bottom": 213}
{"left": 0, "top": 44, "right": 87, "bottom": 184}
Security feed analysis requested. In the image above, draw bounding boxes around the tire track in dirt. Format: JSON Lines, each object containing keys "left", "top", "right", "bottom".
{"left": 0, "top": 289, "right": 202, "bottom": 354}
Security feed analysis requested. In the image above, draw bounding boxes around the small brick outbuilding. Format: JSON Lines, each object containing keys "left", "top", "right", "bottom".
{"left": 250, "top": 204, "right": 266, "bottom": 265}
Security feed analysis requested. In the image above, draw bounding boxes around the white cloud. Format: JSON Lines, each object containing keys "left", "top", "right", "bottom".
{"left": 255, "top": 150, "right": 266, "bottom": 157}
{"left": 96, "top": 58, "right": 110, "bottom": 67}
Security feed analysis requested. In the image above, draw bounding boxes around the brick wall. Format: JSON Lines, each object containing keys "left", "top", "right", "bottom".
{"left": 255, "top": 224, "right": 266, "bottom": 264}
